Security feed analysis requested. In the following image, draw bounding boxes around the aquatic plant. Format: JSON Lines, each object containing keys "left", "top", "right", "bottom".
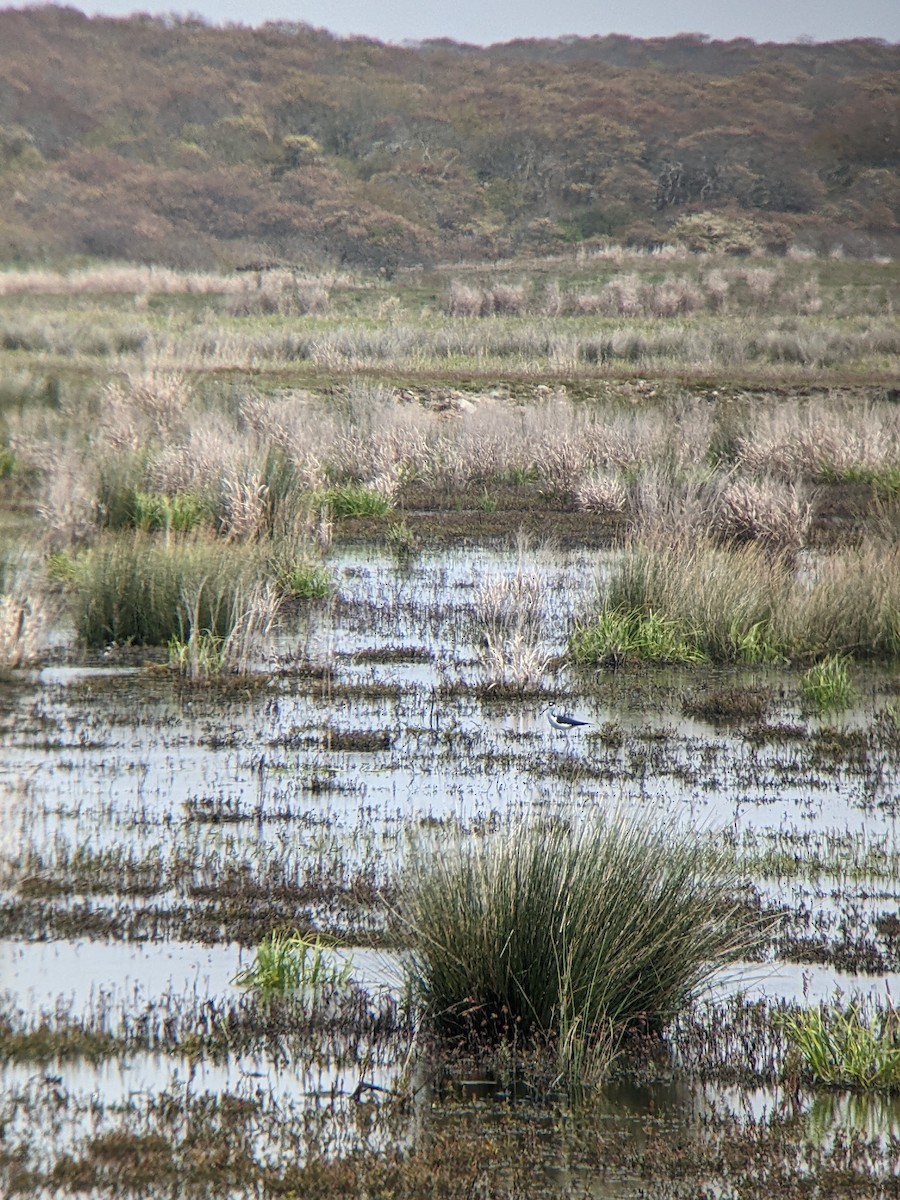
{"left": 801, "top": 654, "right": 855, "bottom": 714}
{"left": 233, "top": 930, "right": 353, "bottom": 998}
{"left": 66, "top": 531, "right": 264, "bottom": 647}
{"left": 712, "top": 475, "right": 811, "bottom": 553}
{"left": 318, "top": 483, "right": 394, "bottom": 519}
{"left": 397, "top": 810, "right": 755, "bottom": 1080}
{"left": 274, "top": 559, "right": 332, "bottom": 600}
{"left": 569, "top": 606, "right": 706, "bottom": 666}
{"left": 781, "top": 995, "right": 900, "bottom": 1090}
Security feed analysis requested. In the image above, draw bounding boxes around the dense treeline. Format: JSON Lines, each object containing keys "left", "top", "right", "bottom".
{"left": 0, "top": 6, "right": 897, "bottom": 269}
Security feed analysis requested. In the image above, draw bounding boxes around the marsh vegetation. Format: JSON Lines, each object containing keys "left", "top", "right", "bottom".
{"left": 1, "top": 247, "right": 899, "bottom": 1196}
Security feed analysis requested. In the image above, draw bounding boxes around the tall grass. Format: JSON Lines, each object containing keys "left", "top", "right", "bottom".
{"left": 397, "top": 811, "right": 755, "bottom": 1079}
{"left": 66, "top": 532, "right": 267, "bottom": 648}
{"left": 573, "top": 536, "right": 900, "bottom": 665}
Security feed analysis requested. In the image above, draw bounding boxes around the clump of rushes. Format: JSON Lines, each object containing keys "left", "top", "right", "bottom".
{"left": 801, "top": 654, "right": 855, "bottom": 714}
{"left": 65, "top": 531, "right": 262, "bottom": 647}
{"left": 318, "top": 484, "right": 394, "bottom": 519}
{"left": 573, "top": 536, "right": 900, "bottom": 666}
{"left": 781, "top": 995, "right": 900, "bottom": 1090}
{"left": 233, "top": 929, "right": 353, "bottom": 998}
{"left": 397, "top": 811, "right": 755, "bottom": 1084}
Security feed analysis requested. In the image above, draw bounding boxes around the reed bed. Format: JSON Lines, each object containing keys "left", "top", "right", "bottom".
{"left": 573, "top": 535, "right": 900, "bottom": 665}
{"left": 64, "top": 531, "right": 273, "bottom": 651}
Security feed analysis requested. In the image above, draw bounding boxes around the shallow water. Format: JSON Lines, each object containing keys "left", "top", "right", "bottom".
{"left": 3, "top": 542, "right": 900, "bottom": 1185}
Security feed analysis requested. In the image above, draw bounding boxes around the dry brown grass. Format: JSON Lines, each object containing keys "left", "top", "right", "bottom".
{"left": 712, "top": 476, "right": 811, "bottom": 554}
{"left": 0, "top": 593, "right": 47, "bottom": 667}
{"left": 736, "top": 398, "right": 900, "bottom": 479}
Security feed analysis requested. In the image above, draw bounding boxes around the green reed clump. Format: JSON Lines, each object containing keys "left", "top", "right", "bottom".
{"left": 781, "top": 996, "right": 900, "bottom": 1090}
{"left": 274, "top": 559, "right": 332, "bottom": 599}
{"left": 801, "top": 654, "right": 855, "bottom": 714}
{"left": 67, "top": 531, "right": 260, "bottom": 646}
{"left": 569, "top": 607, "right": 707, "bottom": 666}
{"left": 233, "top": 929, "right": 353, "bottom": 997}
{"left": 397, "top": 811, "right": 754, "bottom": 1078}
{"left": 132, "top": 490, "right": 212, "bottom": 533}
{"left": 318, "top": 484, "right": 393, "bottom": 519}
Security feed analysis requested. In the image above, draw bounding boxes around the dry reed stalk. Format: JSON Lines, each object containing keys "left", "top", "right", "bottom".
{"left": 0, "top": 594, "right": 47, "bottom": 667}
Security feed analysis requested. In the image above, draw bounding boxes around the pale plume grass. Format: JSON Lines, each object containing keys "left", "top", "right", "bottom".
{"left": 0, "top": 265, "right": 342, "bottom": 298}
{"left": 743, "top": 267, "right": 780, "bottom": 305}
{"left": 474, "top": 548, "right": 550, "bottom": 690}
{"left": 576, "top": 470, "right": 628, "bottom": 514}
{"left": 736, "top": 400, "right": 900, "bottom": 479}
{"left": 704, "top": 269, "right": 730, "bottom": 310}
{"left": 0, "top": 563, "right": 50, "bottom": 666}
{"left": 3, "top": 304, "right": 893, "bottom": 373}
{"left": 445, "top": 280, "right": 528, "bottom": 316}
{"left": 478, "top": 628, "right": 553, "bottom": 693}
{"left": 220, "top": 470, "right": 269, "bottom": 540}
{"left": 713, "top": 475, "right": 811, "bottom": 554}
{"left": 149, "top": 416, "right": 246, "bottom": 497}
{"left": 627, "top": 467, "right": 716, "bottom": 542}
{"left": 102, "top": 370, "right": 191, "bottom": 445}
{"left": 473, "top": 568, "right": 545, "bottom": 645}
{"left": 36, "top": 450, "right": 99, "bottom": 546}
{"left": 582, "top": 241, "right": 689, "bottom": 264}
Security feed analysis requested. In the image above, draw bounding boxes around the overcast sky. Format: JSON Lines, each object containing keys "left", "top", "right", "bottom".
{"left": 22, "top": 0, "right": 900, "bottom": 45}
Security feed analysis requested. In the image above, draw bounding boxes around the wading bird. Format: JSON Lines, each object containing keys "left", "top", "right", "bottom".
{"left": 547, "top": 710, "right": 589, "bottom": 732}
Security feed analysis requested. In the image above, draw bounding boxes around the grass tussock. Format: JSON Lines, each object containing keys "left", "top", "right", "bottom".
{"left": 64, "top": 532, "right": 273, "bottom": 651}
{"left": 397, "top": 810, "right": 754, "bottom": 1081}
{"left": 801, "top": 654, "right": 855, "bottom": 714}
{"left": 317, "top": 483, "right": 395, "bottom": 519}
{"left": 232, "top": 929, "right": 353, "bottom": 998}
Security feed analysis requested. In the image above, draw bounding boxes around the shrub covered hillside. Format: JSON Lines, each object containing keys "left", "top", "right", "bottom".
{"left": 0, "top": 7, "right": 897, "bottom": 270}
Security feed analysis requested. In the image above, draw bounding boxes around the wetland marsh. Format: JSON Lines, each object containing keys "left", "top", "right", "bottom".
{"left": 1, "top": 249, "right": 900, "bottom": 1197}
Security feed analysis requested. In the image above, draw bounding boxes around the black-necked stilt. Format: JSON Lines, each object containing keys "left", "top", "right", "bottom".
{"left": 547, "top": 710, "right": 589, "bottom": 732}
